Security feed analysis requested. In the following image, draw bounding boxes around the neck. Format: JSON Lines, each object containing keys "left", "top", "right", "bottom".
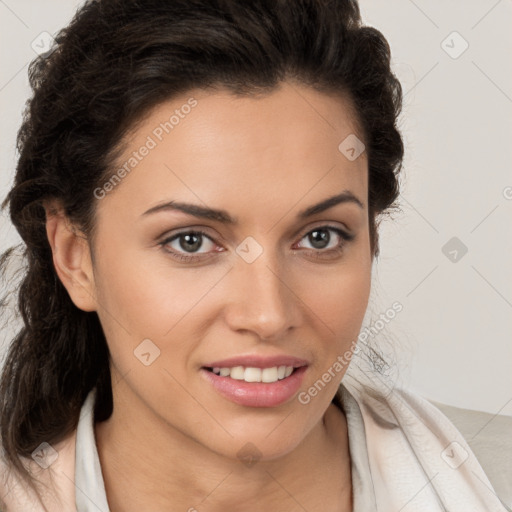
{"left": 94, "top": 386, "right": 352, "bottom": 512}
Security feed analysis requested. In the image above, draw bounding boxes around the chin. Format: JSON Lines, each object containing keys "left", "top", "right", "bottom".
{"left": 202, "top": 419, "right": 310, "bottom": 464}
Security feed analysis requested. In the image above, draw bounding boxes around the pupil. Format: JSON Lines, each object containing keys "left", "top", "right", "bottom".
{"left": 310, "top": 229, "right": 329, "bottom": 249}
{"left": 180, "top": 233, "right": 201, "bottom": 252}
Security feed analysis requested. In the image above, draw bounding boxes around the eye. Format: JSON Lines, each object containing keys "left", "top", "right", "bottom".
{"left": 159, "top": 230, "right": 220, "bottom": 262}
{"left": 294, "top": 225, "right": 354, "bottom": 259}
{"left": 158, "top": 225, "right": 354, "bottom": 263}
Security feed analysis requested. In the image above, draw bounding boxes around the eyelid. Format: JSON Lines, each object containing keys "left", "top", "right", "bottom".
{"left": 157, "top": 225, "right": 219, "bottom": 243}
{"left": 295, "top": 220, "right": 354, "bottom": 240}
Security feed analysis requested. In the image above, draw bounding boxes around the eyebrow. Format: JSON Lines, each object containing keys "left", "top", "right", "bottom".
{"left": 141, "top": 190, "right": 364, "bottom": 224}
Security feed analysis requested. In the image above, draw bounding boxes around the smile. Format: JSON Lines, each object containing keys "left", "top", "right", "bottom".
{"left": 206, "top": 365, "right": 294, "bottom": 383}
{"left": 201, "top": 365, "right": 308, "bottom": 407}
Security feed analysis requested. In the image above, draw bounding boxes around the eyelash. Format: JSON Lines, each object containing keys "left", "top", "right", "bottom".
{"left": 158, "top": 225, "right": 355, "bottom": 263}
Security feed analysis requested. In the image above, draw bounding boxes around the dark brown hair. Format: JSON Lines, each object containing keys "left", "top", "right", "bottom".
{"left": 0, "top": 0, "right": 403, "bottom": 504}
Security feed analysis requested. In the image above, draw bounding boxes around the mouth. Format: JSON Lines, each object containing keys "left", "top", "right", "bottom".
{"left": 200, "top": 364, "right": 308, "bottom": 408}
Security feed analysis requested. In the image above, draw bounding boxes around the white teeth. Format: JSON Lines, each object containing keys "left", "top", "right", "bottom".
{"left": 210, "top": 365, "right": 295, "bottom": 383}
{"left": 244, "top": 367, "right": 261, "bottom": 382}
{"left": 229, "top": 366, "right": 245, "bottom": 380}
{"left": 261, "top": 367, "right": 278, "bottom": 383}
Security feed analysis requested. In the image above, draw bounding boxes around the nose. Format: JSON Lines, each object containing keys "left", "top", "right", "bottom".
{"left": 222, "top": 249, "right": 302, "bottom": 341}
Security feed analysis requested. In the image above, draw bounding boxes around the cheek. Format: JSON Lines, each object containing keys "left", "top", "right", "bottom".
{"left": 93, "top": 239, "right": 212, "bottom": 330}
{"left": 92, "top": 242, "right": 234, "bottom": 378}
{"left": 301, "top": 248, "right": 372, "bottom": 341}
{"left": 297, "top": 262, "right": 371, "bottom": 404}
{"left": 310, "top": 270, "right": 370, "bottom": 354}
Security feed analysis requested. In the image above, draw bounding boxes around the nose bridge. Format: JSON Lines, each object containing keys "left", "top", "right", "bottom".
{"left": 225, "top": 241, "right": 299, "bottom": 339}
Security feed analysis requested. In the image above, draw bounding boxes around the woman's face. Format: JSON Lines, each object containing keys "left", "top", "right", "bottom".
{"left": 88, "top": 80, "right": 371, "bottom": 460}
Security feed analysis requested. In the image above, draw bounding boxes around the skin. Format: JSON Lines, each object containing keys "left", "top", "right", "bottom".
{"left": 45, "top": 80, "right": 372, "bottom": 511}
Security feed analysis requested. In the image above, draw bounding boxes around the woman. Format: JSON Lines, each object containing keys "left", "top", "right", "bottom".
{"left": 0, "top": 0, "right": 508, "bottom": 511}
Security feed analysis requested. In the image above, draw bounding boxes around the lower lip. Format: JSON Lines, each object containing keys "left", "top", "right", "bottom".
{"left": 200, "top": 366, "right": 308, "bottom": 408}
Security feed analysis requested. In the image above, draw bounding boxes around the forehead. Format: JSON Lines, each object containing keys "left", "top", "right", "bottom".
{"left": 97, "top": 81, "right": 368, "bottom": 222}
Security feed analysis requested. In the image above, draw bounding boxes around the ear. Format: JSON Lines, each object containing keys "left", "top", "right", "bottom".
{"left": 43, "top": 199, "right": 97, "bottom": 312}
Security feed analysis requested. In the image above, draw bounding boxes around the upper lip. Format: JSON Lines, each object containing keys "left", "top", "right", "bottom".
{"left": 203, "top": 354, "right": 309, "bottom": 369}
